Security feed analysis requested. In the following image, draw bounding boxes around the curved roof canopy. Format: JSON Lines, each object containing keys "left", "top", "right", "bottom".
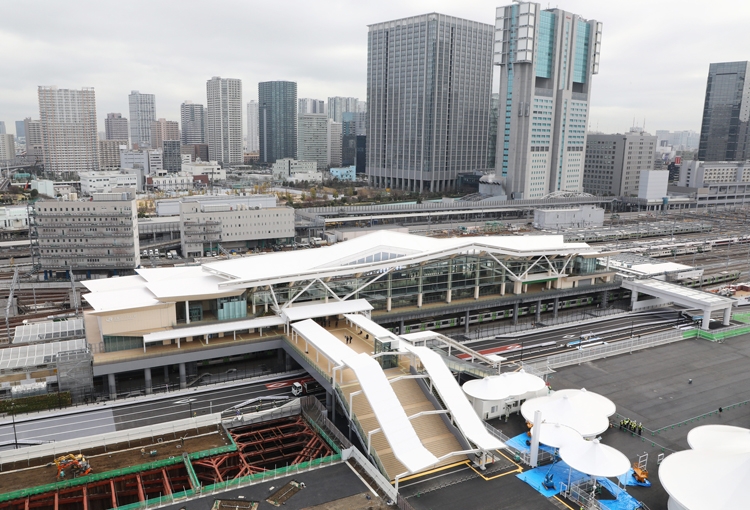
{"left": 462, "top": 371, "right": 546, "bottom": 401}
{"left": 521, "top": 394, "right": 610, "bottom": 437}
{"left": 560, "top": 439, "right": 630, "bottom": 477}
{"left": 661, "top": 425, "right": 750, "bottom": 509}
{"left": 532, "top": 422, "right": 584, "bottom": 449}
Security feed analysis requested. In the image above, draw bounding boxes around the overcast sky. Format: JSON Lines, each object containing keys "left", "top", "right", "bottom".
{"left": 2, "top": 0, "right": 749, "bottom": 137}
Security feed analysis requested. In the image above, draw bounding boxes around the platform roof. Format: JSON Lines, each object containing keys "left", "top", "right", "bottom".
{"left": 143, "top": 316, "right": 285, "bottom": 345}
{"left": 403, "top": 345, "right": 505, "bottom": 452}
{"left": 343, "top": 313, "right": 399, "bottom": 341}
{"left": 83, "top": 284, "right": 164, "bottom": 313}
{"left": 0, "top": 339, "right": 87, "bottom": 372}
{"left": 13, "top": 319, "right": 85, "bottom": 344}
{"left": 282, "top": 299, "right": 373, "bottom": 323}
{"left": 202, "top": 230, "right": 593, "bottom": 287}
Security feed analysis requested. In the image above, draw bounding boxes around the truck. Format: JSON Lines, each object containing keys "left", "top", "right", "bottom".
{"left": 291, "top": 380, "right": 323, "bottom": 396}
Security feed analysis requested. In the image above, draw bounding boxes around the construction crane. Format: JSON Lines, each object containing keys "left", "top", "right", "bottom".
{"left": 51, "top": 454, "right": 92, "bottom": 480}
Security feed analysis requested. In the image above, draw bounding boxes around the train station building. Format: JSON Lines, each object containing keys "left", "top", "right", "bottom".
{"left": 80, "top": 230, "right": 620, "bottom": 397}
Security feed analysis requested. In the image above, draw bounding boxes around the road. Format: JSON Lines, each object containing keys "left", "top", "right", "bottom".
{"left": 0, "top": 373, "right": 304, "bottom": 449}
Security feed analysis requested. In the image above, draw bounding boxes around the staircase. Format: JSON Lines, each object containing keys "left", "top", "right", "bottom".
{"left": 340, "top": 376, "right": 464, "bottom": 480}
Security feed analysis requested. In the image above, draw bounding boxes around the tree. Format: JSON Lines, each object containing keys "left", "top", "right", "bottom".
{"left": 29, "top": 189, "right": 39, "bottom": 199}
{"left": 310, "top": 188, "right": 317, "bottom": 201}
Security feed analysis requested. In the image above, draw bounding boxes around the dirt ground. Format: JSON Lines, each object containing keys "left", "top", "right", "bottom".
{"left": 302, "top": 492, "right": 394, "bottom": 510}
{"left": 0, "top": 426, "right": 228, "bottom": 495}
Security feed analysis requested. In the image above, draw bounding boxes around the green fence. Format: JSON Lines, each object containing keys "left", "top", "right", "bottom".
{"left": 302, "top": 413, "right": 341, "bottom": 455}
{"left": 200, "top": 453, "right": 341, "bottom": 494}
{"left": 0, "top": 455, "right": 185, "bottom": 503}
{"left": 188, "top": 444, "right": 236, "bottom": 460}
{"left": 683, "top": 324, "right": 750, "bottom": 342}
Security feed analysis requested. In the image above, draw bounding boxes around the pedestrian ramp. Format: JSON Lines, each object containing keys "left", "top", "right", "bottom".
{"left": 402, "top": 344, "right": 506, "bottom": 452}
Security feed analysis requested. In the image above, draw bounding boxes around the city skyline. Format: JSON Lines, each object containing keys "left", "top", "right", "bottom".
{"left": 2, "top": 1, "right": 749, "bottom": 137}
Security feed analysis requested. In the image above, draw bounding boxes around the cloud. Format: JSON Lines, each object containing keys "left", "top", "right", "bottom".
{"left": 1, "top": 0, "right": 748, "bottom": 137}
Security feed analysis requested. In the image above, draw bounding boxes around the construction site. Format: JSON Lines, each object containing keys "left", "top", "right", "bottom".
{"left": 0, "top": 397, "right": 353, "bottom": 510}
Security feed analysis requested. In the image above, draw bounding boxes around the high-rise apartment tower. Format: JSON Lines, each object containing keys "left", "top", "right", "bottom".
{"left": 181, "top": 101, "right": 206, "bottom": 145}
{"left": 206, "top": 77, "right": 243, "bottom": 165}
{"left": 258, "top": 81, "right": 297, "bottom": 164}
{"left": 128, "top": 91, "right": 156, "bottom": 149}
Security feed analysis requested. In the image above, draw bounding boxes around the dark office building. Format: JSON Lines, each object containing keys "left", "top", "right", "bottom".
{"left": 698, "top": 61, "right": 750, "bottom": 162}
{"left": 356, "top": 135, "right": 366, "bottom": 174}
{"left": 182, "top": 143, "right": 209, "bottom": 163}
{"left": 164, "top": 140, "right": 182, "bottom": 172}
{"left": 258, "top": 81, "right": 297, "bottom": 164}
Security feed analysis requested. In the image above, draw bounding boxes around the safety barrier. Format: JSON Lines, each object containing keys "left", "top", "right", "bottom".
{"left": 0, "top": 413, "right": 221, "bottom": 467}
{"left": 687, "top": 323, "right": 750, "bottom": 342}
{"left": 300, "top": 395, "right": 353, "bottom": 452}
{"left": 524, "top": 330, "right": 685, "bottom": 373}
{"left": 342, "top": 446, "right": 397, "bottom": 502}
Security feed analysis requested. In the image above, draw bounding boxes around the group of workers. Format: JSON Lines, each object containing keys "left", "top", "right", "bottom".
{"left": 619, "top": 418, "right": 643, "bottom": 435}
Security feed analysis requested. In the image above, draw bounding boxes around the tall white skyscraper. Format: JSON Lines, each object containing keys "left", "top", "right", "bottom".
{"left": 327, "top": 97, "right": 358, "bottom": 123}
{"left": 495, "top": 2, "right": 602, "bottom": 198}
{"left": 180, "top": 101, "right": 205, "bottom": 145}
{"left": 247, "top": 100, "right": 259, "bottom": 152}
{"left": 206, "top": 77, "right": 243, "bottom": 165}
{"left": 0, "top": 134, "right": 14, "bottom": 161}
{"left": 299, "top": 98, "right": 326, "bottom": 115}
{"left": 128, "top": 91, "right": 156, "bottom": 149}
{"left": 38, "top": 86, "right": 99, "bottom": 173}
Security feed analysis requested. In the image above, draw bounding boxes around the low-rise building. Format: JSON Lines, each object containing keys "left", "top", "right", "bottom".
{"left": 179, "top": 194, "right": 295, "bottom": 257}
{"left": 0, "top": 205, "right": 29, "bottom": 233}
{"left": 271, "top": 159, "right": 318, "bottom": 182}
{"left": 181, "top": 160, "right": 225, "bottom": 180}
{"left": 583, "top": 129, "right": 656, "bottom": 197}
{"left": 98, "top": 140, "right": 128, "bottom": 170}
{"left": 148, "top": 172, "right": 194, "bottom": 192}
{"left": 31, "top": 179, "right": 55, "bottom": 197}
{"left": 533, "top": 205, "right": 605, "bottom": 230}
{"left": 330, "top": 165, "right": 357, "bottom": 181}
{"left": 31, "top": 189, "right": 140, "bottom": 275}
{"left": 80, "top": 171, "right": 139, "bottom": 195}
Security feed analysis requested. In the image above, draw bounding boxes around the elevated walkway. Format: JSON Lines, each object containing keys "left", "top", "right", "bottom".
{"left": 402, "top": 345, "right": 506, "bottom": 453}
{"left": 622, "top": 278, "right": 733, "bottom": 329}
{"left": 288, "top": 319, "right": 467, "bottom": 480}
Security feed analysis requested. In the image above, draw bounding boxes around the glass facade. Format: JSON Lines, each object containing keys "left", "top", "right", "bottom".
{"left": 698, "top": 61, "right": 750, "bottom": 162}
{"left": 573, "top": 20, "right": 590, "bottom": 84}
{"left": 535, "top": 11, "right": 555, "bottom": 79}
{"left": 103, "top": 335, "right": 144, "bottom": 353}
{"left": 213, "top": 294, "right": 248, "bottom": 321}
{"left": 258, "top": 81, "right": 297, "bottom": 164}
{"left": 367, "top": 14, "right": 494, "bottom": 192}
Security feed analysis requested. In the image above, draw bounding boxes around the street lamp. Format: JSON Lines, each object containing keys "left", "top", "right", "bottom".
{"left": 10, "top": 402, "right": 18, "bottom": 450}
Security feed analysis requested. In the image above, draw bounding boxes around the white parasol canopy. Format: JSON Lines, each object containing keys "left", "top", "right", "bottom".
{"left": 462, "top": 371, "right": 546, "bottom": 401}
{"left": 559, "top": 439, "right": 630, "bottom": 478}
{"left": 550, "top": 388, "right": 616, "bottom": 417}
{"left": 661, "top": 425, "right": 750, "bottom": 509}
{"left": 532, "top": 422, "right": 584, "bottom": 449}
{"left": 521, "top": 395, "right": 610, "bottom": 437}
{"left": 687, "top": 424, "right": 750, "bottom": 452}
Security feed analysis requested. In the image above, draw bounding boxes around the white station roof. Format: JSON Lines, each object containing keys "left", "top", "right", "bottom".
{"left": 201, "top": 230, "right": 593, "bottom": 287}
{"left": 344, "top": 352, "right": 439, "bottom": 474}
{"left": 282, "top": 299, "right": 373, "bottom": 323}
{"left": 521, "top": 395, "right": 610, "bottom": 438}
{"left": 13, "top": 319, "right": 85, "bottom": 344}
{"left": 661, "top": 425, "right": 750, "bottom": 509}
{"left": 143, "top": 316, "right": 284, "bottom": 345}
{"left": 403, "top": 345, "right": 505, "bottom": 452}
{"left": 559, "top": 439, "right": 630, "bottom": 478}
{"left": 462, "top": 371, "right": 546, "bottom": 401}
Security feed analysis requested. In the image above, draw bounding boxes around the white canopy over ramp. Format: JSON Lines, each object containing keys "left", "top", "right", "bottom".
{"left": 281, "top": 299, "right": 373, "bottom": 323}
{"left": 344, "top": 313, "right": 399, "bottom": 342}
{"left": 290, "top": 319, "right": 357, "bottom": 367}
{"left": 403, "top": 345, "right": 505, "bottom": 452}
{"left": 343, "top": 352, "right": 439, "bottom": 474}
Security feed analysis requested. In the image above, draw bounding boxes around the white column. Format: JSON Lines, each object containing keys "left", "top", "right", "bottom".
{"left": 185, "top": 300, "right": 190, "bottom": 324}
{"left": 723, "top": 307, "right": 732, "bottom": 326}
{"left": 530, "top": 410, "right": 542, "bottom": 468}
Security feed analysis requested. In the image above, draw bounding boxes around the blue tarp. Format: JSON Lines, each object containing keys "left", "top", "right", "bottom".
{"left": 596, "top": 477, "right": 645, "bottom": 510}
{"left": 506, "top": 433, "right": 557, "bottom": 456}
{"left": 516, "top": 461, "right": 589, "bottom": 497}
{"left": 617, "top": 468, "right": 651, "bottom": 487}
